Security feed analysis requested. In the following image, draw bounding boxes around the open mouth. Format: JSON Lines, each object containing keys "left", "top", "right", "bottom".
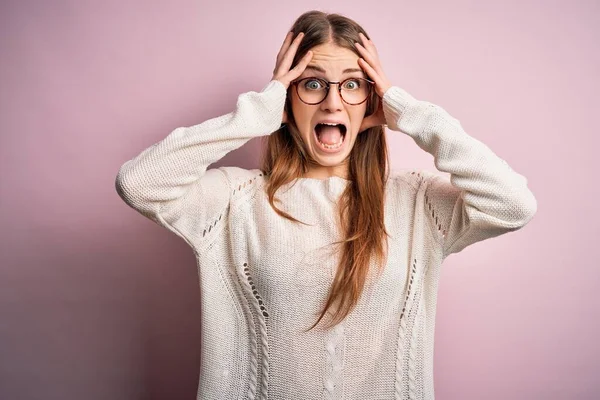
{"left": 313, "top": 123, "right": 347, "bottom": 151}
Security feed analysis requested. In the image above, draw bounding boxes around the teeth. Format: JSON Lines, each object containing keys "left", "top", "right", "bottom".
{"left": 320, "top": 122, "right": 343, "bottom": 127}
{"left": 317, "top": 135, "right": 344, "bottom": 149}
{"left": 315, "top": 122, "right": 345, "bottom": 150}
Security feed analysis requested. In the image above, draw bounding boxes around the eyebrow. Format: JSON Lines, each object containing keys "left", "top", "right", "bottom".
{"left": 304, "top": 65, "right": 365, "bottom": 75}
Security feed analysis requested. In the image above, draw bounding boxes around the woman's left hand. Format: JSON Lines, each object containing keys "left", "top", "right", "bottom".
{"left": 357, "top": 32, "right": 392, "bottom": 132}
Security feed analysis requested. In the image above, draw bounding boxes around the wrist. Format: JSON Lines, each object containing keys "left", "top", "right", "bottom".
{"left": 378, "top": 82, "right": 392, "bottom": 98}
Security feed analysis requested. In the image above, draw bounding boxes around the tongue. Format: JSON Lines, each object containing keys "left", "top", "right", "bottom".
{"left": 317, "top": 125, "right": 342, "bottom": 145}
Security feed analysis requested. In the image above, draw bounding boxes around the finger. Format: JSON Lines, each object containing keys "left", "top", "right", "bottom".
{"left": 275, "top": 32, "right": 302, "bottom": 77}
{"left": 358, "top": 33, "right": 371, "bottom": 50}
{"left": 358, "top": 32, "right": 370, "bottom": 46}
{"left": 359, "top": 33, "right": 380, "bottom": 60}
{"left": 278, "top": 32, "right": 304, "bottom": 74}
{"left": 355, "top": 42, "right": 377, "bottom": 67}
{"left": 356, "top": 44, "right": 384, "bottom": 77}
{"left": 359, "top": 57, "right": 391, "bottom": 97}
{"left": 359, "top": 32, "right": 379, "bottom": 56}
{"left": 286, "top": 50, "right": 313, "bottom": 81}
{"left": 277, "top": 31, "right": 293, "bottom": 65}
{"left": 357, "top": 57, "right": 379, "bottom": 85}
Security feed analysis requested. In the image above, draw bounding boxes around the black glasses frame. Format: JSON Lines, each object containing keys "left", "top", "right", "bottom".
{"left": 292, "top": 77, "right": 375, "bottom": 105}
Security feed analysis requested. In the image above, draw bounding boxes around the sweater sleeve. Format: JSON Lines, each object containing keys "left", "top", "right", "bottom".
{"left": 382, "top": 86, "right": 537, "bottom": 259}
{"left": 115, "top": 79, "right": 287, "bottom": 247}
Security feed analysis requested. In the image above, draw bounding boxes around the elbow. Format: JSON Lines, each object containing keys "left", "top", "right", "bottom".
{"left": 114, "top": 162, "right": 169, "bottom": 222}
{"left": 507, "top": 189, "right": 538, "bottom": 229}
{"left": 115, "top": 162, "right": 134, "bottom": 205}
{"left": 115, "top": 162, "right": 150, "bottom": 214}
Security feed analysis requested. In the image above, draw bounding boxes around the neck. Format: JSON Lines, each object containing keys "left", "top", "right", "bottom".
{"left": 302, "top": 167, "right": 349, "bottom": 181}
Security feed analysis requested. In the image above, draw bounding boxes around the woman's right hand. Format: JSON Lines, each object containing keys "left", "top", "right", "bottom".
{"left": 271, "top": 31, "right": 313, "bottom": 124}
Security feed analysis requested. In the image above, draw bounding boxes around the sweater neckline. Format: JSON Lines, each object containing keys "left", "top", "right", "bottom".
{"left": 295, "top": 175, "right": 350, "bottom": 183}
{"left": 288, "top": 175, "right": 350, "bottom": 200}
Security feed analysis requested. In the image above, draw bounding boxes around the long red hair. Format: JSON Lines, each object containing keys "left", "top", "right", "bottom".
{"left": 260, "top": 10, "right": 391, "bottom": 331}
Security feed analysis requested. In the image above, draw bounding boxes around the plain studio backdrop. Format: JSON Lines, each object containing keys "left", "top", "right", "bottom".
{"left": 0, "top": 0, "right": 598, "bottom": 399}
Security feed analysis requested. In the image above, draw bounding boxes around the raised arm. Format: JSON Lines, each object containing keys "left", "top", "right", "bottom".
{"left": 355, "top": 32, "right": 536, "bottom": 259}
{"left": 115, "top": 80, "right": 286, "bottom": 247}
{"left": 382, "top": 86, "right": 537, "bottom": 258}
{"left": 115, "top": 31, "right": 313, "bottom": 248}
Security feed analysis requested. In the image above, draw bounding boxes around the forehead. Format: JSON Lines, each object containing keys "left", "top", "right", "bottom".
{"left": 303, "top": 42, "right": 363, "bottom": 78}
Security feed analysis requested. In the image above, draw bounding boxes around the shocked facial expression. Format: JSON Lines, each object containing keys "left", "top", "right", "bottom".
{"left": 290, "top": 42, "right": 369, "bottom": 178}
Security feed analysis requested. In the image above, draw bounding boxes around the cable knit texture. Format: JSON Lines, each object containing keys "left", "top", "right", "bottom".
{"left": 115, "top": 79, "right": 537, "bottom": 399}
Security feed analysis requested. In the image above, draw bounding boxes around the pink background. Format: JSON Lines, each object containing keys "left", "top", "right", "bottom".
{"left": 1, "top": 0, "right": 598, "bottom": 399}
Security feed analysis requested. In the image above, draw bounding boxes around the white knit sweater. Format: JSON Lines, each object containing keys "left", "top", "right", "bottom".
{"left": 115, "top": 79, "right": 537, "bottom": 399}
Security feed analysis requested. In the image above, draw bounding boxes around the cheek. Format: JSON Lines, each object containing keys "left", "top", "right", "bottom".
{"left": 290, "top": 96, "right": 313, "bottom": 132}
{"left": 350, "top": 107, "right": 368, "bottom": 132}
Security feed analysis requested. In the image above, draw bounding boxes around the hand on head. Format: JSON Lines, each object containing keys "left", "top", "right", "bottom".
{"left": 271, "top": 30, "right": 392, "bottom": 130}
{"left": 356, "top": 33, "right": 391, "bottom": 132}
{"left": 272, "top": 31, "right": 313, "bottom": 124}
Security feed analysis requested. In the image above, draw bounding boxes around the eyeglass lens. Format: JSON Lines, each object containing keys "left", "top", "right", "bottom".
{"left": 297, "top": 78, "right": 371, "bottom": 104}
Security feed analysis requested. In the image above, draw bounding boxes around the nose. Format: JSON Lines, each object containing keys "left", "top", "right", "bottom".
{"left": 320, "top": 84, "right": 344, "bottom": 112}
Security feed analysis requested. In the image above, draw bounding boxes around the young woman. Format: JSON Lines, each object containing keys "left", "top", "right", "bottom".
{"left": 116, "top": 10, "right": 537, "bottom": 400}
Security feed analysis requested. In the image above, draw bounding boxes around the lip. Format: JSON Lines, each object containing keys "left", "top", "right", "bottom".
{"left": 312, "top": 119, "right": 348, "bottom": 130}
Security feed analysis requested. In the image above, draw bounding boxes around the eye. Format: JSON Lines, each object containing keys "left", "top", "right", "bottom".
{"left": 303, "top": 78, "right": 325, "bottom": 91}
{"left": 342, "top": 79, "right": 361, "bottom": 90}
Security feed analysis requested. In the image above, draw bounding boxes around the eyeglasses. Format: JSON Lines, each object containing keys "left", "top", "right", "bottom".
{"left": 292, "top": 77, "right": 375, "bottom": 105}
